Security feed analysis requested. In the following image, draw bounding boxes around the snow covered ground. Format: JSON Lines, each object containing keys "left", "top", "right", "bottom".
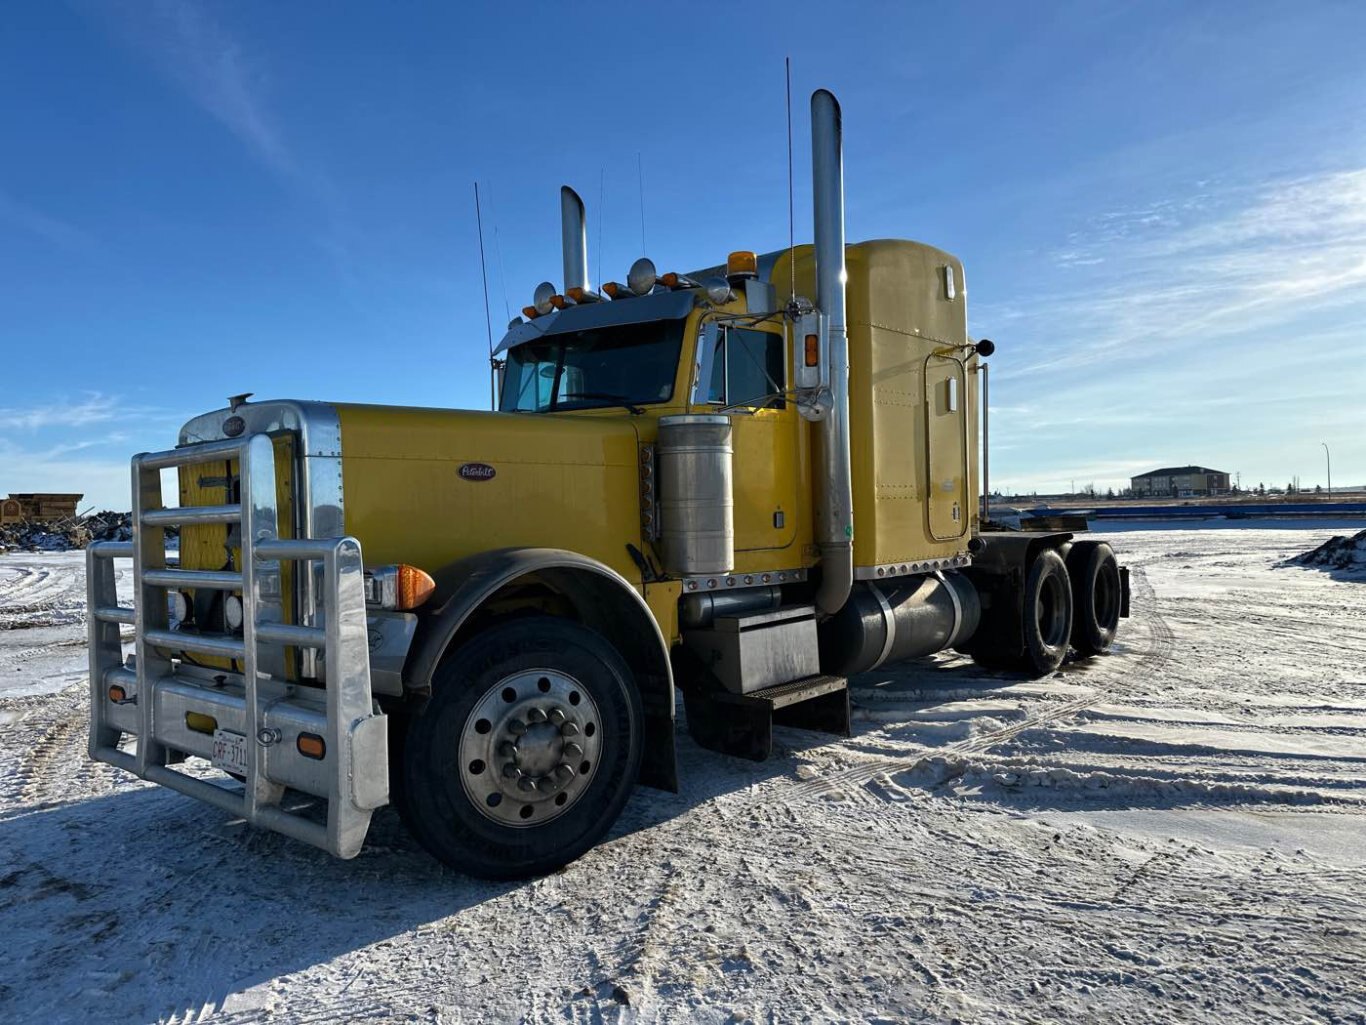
{"left": 2, "top": 523, "right": 1365, "bottom": 1024}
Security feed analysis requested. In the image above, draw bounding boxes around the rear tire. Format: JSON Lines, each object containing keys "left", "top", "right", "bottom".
{"left": 402, "top": 616, "right": 642, "bottom": 880}
{"left": 1066, "top": 541, "right": 1121, "bottom": 655}
{"left": 1021, "top": 549, "right": 1073, "bottom": 677}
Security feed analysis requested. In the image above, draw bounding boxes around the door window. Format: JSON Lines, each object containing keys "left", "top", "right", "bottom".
{"left": 705, "top": 327, "right": 785, "bottom": 409}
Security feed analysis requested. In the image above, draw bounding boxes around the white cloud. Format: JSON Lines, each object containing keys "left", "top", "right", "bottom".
{"left": 0, "top": 190, "right": 95, "bottom": 252}
{"left": 981, "top": 166, "right": 1366, "bottom": 378}
{"left": 94, "top": 0, "right": 295, "bottom": 177}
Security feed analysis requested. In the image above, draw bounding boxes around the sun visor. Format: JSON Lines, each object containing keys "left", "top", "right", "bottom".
{"left": 494, "top": 290, "right": 696, "bottom": 355}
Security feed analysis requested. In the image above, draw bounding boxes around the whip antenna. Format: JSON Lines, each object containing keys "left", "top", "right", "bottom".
{"left": 598, "top": 167, "right": 605, "bottom": 288}
{"left": 637, "top": 152, "right": 646, "bottom": 253}
{"left": 474, "top": 181, "right": 498, "bottom": 410}
{"left": 785, "top": 56, "right": 796, "bottom": 304}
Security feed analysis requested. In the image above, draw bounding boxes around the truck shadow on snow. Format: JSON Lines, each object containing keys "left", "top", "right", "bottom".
{"left": 0, "top": 722, "right": 843, "bottom": 1024}
{"left": 3, "top": 650, "right": 1305, "bottom": 1023}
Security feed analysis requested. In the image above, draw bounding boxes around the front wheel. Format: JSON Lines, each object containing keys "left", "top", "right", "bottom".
{"left": 402, "top": 616, "right": 643, "bottom": 879}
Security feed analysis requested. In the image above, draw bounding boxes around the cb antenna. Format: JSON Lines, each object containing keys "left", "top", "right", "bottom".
{"left": 786, "top": 56, "right": 796, "bottom": 304}
{"left": 473, "top": 181, "right": 499, "bottom": 410}
{"left": 637, "top": 151, "right": 646, "bottom": 253}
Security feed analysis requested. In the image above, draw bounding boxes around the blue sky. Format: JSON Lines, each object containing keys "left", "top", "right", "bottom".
{"left": 3, "top": 1, "right": 1365, "bottom": 508}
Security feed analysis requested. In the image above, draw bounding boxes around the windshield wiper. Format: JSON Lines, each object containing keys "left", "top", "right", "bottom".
{"left": 557, "top": 391, "right": 646, "bottom": 415}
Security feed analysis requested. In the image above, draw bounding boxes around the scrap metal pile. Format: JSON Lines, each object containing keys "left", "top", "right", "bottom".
{"left": 0, "top": 511, "right": 141, "bottom": 553}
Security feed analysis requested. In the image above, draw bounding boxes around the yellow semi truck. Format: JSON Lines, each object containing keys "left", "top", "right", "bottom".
{"left": 87, "top": 89, "right": 1127, "bottom": 878}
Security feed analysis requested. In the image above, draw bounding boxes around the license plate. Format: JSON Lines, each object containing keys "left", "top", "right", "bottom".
{"left": 211, "top": 729, "right": 250, "bottom": 776}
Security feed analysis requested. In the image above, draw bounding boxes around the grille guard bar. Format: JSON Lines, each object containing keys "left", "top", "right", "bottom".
{"left": 87, "top": 433, "right": 387, "bottom": 859}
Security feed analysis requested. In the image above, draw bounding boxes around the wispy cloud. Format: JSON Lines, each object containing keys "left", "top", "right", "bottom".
{"left": 95, "top": 0, "right": 295, "bottom": 177}
{"left": 0, "top": 190, "right": 95, "bottom": 252}
{"left": 0, "top": 393, "right": 186, "bottom": 509}
{"left": 0, "top": 393, "right": 182, "bottom": 433}
{"left": 981, "top": 167, "right": 1366, "bottom": 378}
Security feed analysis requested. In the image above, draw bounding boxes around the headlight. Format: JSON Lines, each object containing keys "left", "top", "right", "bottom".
{"left": 224, "top": 594, "right": 244, "bottom": 632}
{"left": 168, "top": 590, "right": 189, "bottom": 625}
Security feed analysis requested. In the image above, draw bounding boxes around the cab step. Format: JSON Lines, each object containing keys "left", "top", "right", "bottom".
{"left": 681, "top": 673, "right": 850, "bottom": 762}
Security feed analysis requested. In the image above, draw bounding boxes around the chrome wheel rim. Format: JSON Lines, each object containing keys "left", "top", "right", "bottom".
{"left": 459, "top": 669, "right": 603, "bottom": 827}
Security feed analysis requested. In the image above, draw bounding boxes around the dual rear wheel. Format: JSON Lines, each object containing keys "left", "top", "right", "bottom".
{"left": 972, "top": 541, "right": 1121, "bottom": 677}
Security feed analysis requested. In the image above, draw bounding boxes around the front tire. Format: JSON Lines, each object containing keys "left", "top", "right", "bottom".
{"left": 402, "top": 616, "right": 643, "bottom": 879}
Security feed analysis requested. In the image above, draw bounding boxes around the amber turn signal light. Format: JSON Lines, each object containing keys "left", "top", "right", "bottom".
{"left": 804, "top": 334, "right": 820, "bottom": 367}
{"left": 297, "top": 733, "right": 326, "bottom": 760}
{"left": 396, "top": 565, "right": 436, "bottom": 610}
{"left": 108, "top": 684, "right": 127, "bottom": 703}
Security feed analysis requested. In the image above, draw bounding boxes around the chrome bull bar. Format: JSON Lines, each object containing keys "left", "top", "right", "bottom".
{"left": 87, "top": 433, "right": 387, "bottom": 859}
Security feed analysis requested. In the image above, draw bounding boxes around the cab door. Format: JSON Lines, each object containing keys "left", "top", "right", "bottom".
{"left": 701, "top": 322, "right": 800, "bottom": 556}
{"left": 924, "top": 354, "right": 969, "bottom": 540}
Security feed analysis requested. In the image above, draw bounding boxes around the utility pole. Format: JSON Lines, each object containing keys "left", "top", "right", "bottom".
{"left": 1323, "top": 442, "right": 1332, "bottom": 497}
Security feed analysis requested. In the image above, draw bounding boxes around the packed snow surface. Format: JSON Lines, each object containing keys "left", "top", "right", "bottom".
{"left": 2, "top": 523, "right": 1365, "bottom": 1023}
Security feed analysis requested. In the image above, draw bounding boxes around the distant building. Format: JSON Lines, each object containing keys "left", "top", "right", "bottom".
{"left": 1130, "top": 467, "right": 1230, "bottom": 498}
{"left": 2, "top": 493, "right": 84, "bottom": 523}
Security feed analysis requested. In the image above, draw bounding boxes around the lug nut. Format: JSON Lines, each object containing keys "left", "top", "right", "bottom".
{"left": 498, "top": 741, "right": 516, "bottom": 758}
{"left": 508, "top": 719, "right": 527, "bottom": 736}
{"left": 517, "top": 776, "right": 537, "bottom": 792}
{"left": 501, "top": 763, "right": 519, "bottom": 779}
{"left": 548, "top": 708, "right": 567, "bottom": 725}
{"left": 554, "top": 764, "right": 575, "bottom": 781}
{"left": 526, "top": 707, "right": 547, "bottom": 724}
{"left": 560, "top": 722, "right": 580, "bottom": 737}
{"left": 563, "top": 742, "right": 583, "bottom": 760}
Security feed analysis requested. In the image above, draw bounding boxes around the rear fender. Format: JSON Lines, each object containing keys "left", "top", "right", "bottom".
{"left": 405, "top": 547, "right": 677, "bottom": 792}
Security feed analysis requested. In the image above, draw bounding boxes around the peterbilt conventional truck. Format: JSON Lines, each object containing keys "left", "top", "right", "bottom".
{"left": 87, "top": 89, "right": 1127, "bottom": 878}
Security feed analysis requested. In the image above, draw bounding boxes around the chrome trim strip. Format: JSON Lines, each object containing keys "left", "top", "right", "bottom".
{"left": 854, "top": 554, "right": 972, "bottom": 581}
{"left": 680, "top": 567, "right": 808, "bottom": 593}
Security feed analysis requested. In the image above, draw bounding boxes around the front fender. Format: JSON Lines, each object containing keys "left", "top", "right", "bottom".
{"left": 406, "top": 547, "right": 677, "bottom": 791}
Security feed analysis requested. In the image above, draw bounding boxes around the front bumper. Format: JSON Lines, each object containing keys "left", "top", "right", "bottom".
{"left": 87, "top": 433, "right": 388, "bottom": 859}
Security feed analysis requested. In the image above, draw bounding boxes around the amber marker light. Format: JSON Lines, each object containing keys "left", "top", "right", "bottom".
{"left": 396, "top": 565, "right": 437, "bottom": 610}
{"left": 726, "top": 250, "right": 758, "bottom": 278}
{"left": 549, "top": 293, "right": 570, "bottom": 310}
{"left": 602, "top": 281, "right": 624, "bottom": 298}
{"left": 804, "top": 333, "right": 820, "bottom": 367}
{"left": 659, "top": 272, "right": 680, "bottom": 288}
{"left": 522, "top": 304, "right": 540, "bottom": 319}
{"left": 297, "top": 733, "right": 326, "bottom": 760}
{"left": 185, "top": 711, "right": 218, "bottom": 734}
{"left": 108, "top": 684, "right": 127, "bottom": 703}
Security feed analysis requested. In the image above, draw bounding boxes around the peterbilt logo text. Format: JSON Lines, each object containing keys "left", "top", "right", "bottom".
{"left": 458, "top": 462, "right": 497, "bottom": 482}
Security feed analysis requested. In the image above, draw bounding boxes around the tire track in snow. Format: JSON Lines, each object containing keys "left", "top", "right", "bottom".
{"left": 768, "top": 566, "right": 1176, "bottom": 805}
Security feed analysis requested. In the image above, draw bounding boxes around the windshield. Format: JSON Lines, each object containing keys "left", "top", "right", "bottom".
{"left": 499, "top": 318, "right": 686, "bottom": 413}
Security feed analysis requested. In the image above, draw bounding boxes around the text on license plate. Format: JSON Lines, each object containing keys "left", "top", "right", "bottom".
{"left": 211, "top": 729, "right": 249, "bottom": 776}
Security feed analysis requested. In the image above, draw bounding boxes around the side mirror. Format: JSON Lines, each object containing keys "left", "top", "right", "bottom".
{"left": 690, "top": 322, "right": 721, "bottom": 406}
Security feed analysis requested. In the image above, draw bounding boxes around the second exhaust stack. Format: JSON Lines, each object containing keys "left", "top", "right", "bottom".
{"left": 561, "top": 186, "right": 590, "bottom": 294}
{"left": 810, "top": 88, "right": 854, "bottom": 617}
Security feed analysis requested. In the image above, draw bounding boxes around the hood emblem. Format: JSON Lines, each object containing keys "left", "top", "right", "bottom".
{"left": 458, "top": 462, "right": 496, "bottom": 482}
{"left": 223, "top": 415, "right": 246, "bottom": 437}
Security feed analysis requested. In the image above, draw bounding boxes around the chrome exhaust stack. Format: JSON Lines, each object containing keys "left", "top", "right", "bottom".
{"left": 811, "top": 88, "right": 854, "bottom": 617}
{"left": 560, "top": 185, "right": 590, "bottom": 294}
